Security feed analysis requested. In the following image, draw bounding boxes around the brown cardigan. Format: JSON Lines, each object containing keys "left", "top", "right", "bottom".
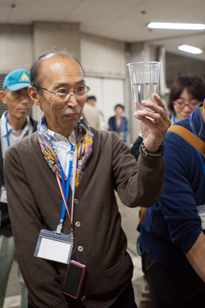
{"left": 4, "top": 129, "right": 165, "bottom": 308}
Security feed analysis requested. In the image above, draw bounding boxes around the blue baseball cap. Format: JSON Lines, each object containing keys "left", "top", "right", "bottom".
{"left": 3, "top": 68, "right": 31, "bottom": 91}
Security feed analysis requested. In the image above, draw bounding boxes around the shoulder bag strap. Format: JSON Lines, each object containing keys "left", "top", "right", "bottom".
{"left": 168, "top": 125, "right": 205, "bottom": 157}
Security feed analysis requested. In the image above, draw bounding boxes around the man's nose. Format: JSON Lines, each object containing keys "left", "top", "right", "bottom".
{"left": 20, "top": 96, "right": 32, "bottom": 104}
{"left": 66, "top": 92, "right": 78, "bottom": 107}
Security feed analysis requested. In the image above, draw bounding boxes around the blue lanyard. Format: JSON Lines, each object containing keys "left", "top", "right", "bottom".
{"left": 5, "top": 112, "right": 25, "bottom": 147}
{"left": 58, "top": 143, "right": 75, "bottom": 225}
{"left": 190, "top": 113, "right": 205, "bottom": 176}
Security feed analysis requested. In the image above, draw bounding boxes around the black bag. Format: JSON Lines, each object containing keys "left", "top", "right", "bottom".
{"left": 0, "top": 202, "right": 12, "bottom": 237}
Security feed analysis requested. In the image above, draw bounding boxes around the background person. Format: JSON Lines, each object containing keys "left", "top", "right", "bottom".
{"left": 130, "top": 75, "right": 205, "bottom": 308}
{"left": 108, "top": 103, "right": 129, "bottom": 143}
{"left": 138, "top": 100, "right": 205, "bottom": 308}
{"left": 4, "top": 49, "right": 170, "bottom": 308}
{"left": 82, "top": 95, "right": 101, "bottom": 130}
{"left": 86, "top": 95, "right": 108, "bottom": 130}
{"left": 86, "top": 95, "right": 97, "bottom": 108}
{"left": 0, "top": 68, "right": 37, "bottom": 308}
{"left": 168, "top": 75, "right": 205, "bottom": 123}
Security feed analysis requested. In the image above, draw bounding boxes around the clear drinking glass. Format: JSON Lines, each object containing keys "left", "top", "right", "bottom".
{"left": 127, "top": 61, "right": 161, "bottom": 111}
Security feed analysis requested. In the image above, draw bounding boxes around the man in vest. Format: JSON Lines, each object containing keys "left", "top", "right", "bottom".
{"left": 0, "top": 68, "right": 37, "bottom": 308}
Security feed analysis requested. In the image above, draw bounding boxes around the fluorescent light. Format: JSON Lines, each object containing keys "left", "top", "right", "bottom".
{"left": 178, "top": 45, "right": 203, "bottom": 54}
{"left": 147, "top": 22, "right": 205, "bottom": 30}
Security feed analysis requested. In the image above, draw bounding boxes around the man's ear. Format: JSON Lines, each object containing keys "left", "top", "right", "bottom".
{"left": 0, "top": 91, "right": 7, "bottom": 105}
{"left": 28, "top": 86, "right": 40, "bottom": 106}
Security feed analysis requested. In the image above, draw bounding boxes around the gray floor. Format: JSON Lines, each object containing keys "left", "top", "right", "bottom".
{"left": 3, "top": 196, "right": 144, "bottom": 307}
{"left": 3, "top": 261, "right": 21, "bottom": 308}
{"left": 117, "top": 196, "right": 144, "bottom": 306}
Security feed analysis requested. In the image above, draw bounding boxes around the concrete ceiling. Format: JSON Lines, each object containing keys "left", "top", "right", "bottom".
{"left": 1, "top": 0, "right": 205, "bottom": 61}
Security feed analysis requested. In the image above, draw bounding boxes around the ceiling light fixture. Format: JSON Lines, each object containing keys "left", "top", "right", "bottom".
{"left": 178, "top": 45, "right": 203, "bottom": 54}
{"left": 147, "top": 22, "right": 205, "bottom": 30}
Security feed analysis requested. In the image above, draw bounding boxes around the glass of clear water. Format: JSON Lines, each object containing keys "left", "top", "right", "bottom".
{"left": 127, "top": 61, "right": 161, "bottom": 111}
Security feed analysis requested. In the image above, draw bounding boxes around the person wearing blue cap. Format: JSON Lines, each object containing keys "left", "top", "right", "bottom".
{"left": 0, "top": 68, "right": 38, "bottom": 308}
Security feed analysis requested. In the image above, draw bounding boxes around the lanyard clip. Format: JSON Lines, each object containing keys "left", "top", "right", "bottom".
{"left": 56, "top": 223, "right": 63, "bottom": 234}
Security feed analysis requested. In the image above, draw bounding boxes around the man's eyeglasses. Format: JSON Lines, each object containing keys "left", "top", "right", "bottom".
{"left": 173, "top": 100, "right": 199, "bottom": 110}
{"left": 36, "top": 85, "right": 90, "bottom": 99}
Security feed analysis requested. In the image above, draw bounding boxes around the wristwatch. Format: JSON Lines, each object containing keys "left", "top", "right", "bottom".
{"left": 141, "top": 141, "right": 164, "bottom": 157}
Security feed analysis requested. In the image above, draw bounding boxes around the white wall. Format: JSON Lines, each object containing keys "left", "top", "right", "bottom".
{"left": 32, "top": 22, "right": 80, "bottom": 59}
{"left": 80, "top": 33, "right": 126, "bottom": 77}
{"left": 0, "top": 25, "right": 32, "bottom": 73}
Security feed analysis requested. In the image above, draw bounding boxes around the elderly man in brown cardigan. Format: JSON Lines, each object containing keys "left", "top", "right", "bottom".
{"left": 4, "top": 49, "right": 171, "bottom": 308}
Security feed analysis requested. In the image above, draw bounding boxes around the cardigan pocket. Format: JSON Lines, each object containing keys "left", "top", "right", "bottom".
{"left": 103, "top": 252, "right": 130, "bottom": 277}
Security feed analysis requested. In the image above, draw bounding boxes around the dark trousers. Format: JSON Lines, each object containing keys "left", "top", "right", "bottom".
{"left": 142, "top": 252, "right": 205, "bottom": 308}
{"left": 28, "top": 282, "right": 137, "bottom": 308}
{"left": 109, "top": 282, "right": 137, "bottom": 308}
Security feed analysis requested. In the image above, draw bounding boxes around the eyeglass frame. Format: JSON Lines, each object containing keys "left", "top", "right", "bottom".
{"left": 173, "top": 100, "right": 199, "bottom": 110}
{"left": 34, "top": 85, "right": 90, "bottom": 99}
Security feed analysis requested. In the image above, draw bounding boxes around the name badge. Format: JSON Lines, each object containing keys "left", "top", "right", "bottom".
{"left": 197, "top": 204, "right": 205, "bottom": 231}
{"left": 34, "top": 229, "right": 72, "bottom": 264}
{"left": 0, "top": 186, "right": 7, "bottom": 203}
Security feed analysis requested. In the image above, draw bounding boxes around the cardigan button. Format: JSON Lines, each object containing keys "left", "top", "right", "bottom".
{"left": 78, "top": 245, "right": 83, "bottom": 252}
{"left": 74, "top": 198, "right": 78, "bottom": 204}
{"left": 81, "top": 295, "right": 86, "bottom": 302}
{"left": 75, "top": 221, "right": 81, "bottom": 227}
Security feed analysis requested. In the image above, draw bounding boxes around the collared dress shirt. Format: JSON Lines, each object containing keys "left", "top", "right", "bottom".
{"left": 1, "top": 111, "right": 33, "bottom": 158}
{"left": 47, "top": 129, "right": 76, "bottom": 190}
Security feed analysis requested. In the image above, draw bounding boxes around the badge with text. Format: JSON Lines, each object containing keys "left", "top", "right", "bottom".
{"left": 0, "top": 186, "right": 7, "bottom": 203}
{"left": 34, "top": 229, "right": 72, "bottom": 264}
{"left": 197, "top": 204, "right": 205, "bottom": 231}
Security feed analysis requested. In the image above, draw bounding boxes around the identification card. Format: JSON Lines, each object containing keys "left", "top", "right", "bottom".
{"left": 0, "top": 186, "right": 7, "bottom": 203}
{"left": 197, "top": 204, "right": 205, "bottom": 231}
{"left": 34, "top": 229, "right": 72, "bottom": 264}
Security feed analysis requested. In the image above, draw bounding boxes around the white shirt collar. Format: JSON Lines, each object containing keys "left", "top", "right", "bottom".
{"left": 47, "top": 129, "right": 76, "bottom": 146}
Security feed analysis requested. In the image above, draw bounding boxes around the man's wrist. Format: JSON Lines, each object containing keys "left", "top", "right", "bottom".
{"left": 141, "top": 141, "right": 164, "bottom": 157}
